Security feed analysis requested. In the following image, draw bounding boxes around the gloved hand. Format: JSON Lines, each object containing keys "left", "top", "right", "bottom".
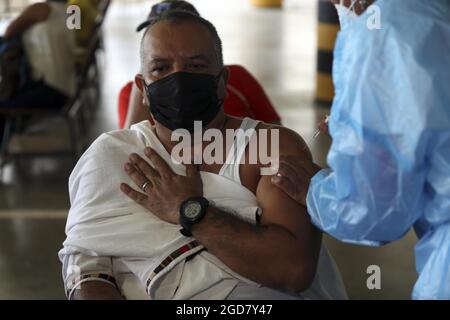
{"left": 271, "top": 156, "right": 322, "bottom": 206}
{"left": 330, "top": 0, "right": 375, "bottom": 15}
{"left": 317, "top": 116, "right": 330, "bottom": 138}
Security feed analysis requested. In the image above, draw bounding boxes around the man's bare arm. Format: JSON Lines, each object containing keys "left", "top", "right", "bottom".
{"left": 70, "top": 282, "right": 124, "bottom": 300}
{"left": 191, "top": 129, "right": 322, "bottom": 292}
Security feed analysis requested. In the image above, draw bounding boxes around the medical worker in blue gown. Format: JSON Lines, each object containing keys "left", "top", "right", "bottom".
{"left": 271, "top": 0, "right": 450, "bottom": 299}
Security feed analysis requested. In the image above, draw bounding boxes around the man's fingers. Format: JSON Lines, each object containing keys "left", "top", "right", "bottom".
{"left": 120, "top": 183, "right": 149, "bottom": 205}
{"left": 129, "top": 153, "right": 159, "bottom": 184}
{"left": 124, "top": 162, "right": 153, "bottom": 191}
{"left": 144, "top": 147, "right": 173, "bottom": 178}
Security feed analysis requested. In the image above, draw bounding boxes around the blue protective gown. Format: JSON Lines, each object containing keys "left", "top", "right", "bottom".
{"left": 307, "top": 0, "right": 450, "bottom": 299}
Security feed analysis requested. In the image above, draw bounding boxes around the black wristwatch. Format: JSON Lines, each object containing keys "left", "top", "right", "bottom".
{"left": 179, "top": 196, "right": 209, "bottom": 237}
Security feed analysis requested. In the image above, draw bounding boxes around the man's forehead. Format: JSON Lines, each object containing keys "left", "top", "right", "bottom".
{"left": 143, "top": 20, "right": 216, "bottom": 63}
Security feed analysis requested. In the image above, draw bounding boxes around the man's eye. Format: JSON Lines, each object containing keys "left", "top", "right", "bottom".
{"left": 151, "top": 66, "right": 167, "bottom": 73}
{"left": 190, "top": 63, "right": 206, "bottom": 69}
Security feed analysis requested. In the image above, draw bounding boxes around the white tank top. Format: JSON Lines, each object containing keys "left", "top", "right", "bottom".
{"left": 22, "top": 2, "right": 76, "bottom": 97}
{"left": 218, "top": 117, "right": 260, "bottom": 183}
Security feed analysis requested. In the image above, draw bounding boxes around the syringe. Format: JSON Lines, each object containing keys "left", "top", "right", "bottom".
{"left": 304, "top": 115, "right": 329, "bottom": 150}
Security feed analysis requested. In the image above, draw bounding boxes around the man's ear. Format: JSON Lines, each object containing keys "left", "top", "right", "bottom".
{"left": 134, "top": 74, "right": 145, "bottom": 93}
{"left": 135, "top": 74, "right": 150, "bottom": 107}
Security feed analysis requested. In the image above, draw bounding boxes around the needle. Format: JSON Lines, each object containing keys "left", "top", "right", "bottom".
{"left": 304, "top": 115, "right": 330, "bottom": 150}
{"left": 312, "top": 128, "right": 321, "bottom": 139}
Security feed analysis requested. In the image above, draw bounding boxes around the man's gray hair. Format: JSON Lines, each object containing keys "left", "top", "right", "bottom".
{"left": 140, "top": 10, "right": 224, "bottom": 69}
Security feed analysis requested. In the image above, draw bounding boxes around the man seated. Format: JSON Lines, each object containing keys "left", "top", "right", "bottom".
{"left": 59, "top": 10, "right": 347, "bottom": 300}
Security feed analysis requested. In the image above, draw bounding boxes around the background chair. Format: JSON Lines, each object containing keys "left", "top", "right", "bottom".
{"left": 0, "top": 0, "right": 111, "bottom": 175}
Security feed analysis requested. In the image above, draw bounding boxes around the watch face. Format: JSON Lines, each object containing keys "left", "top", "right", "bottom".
{"left": 184, "top": 201, "right": 202, "bottom": 220}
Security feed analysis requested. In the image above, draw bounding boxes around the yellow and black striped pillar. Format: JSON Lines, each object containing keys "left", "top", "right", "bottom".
{"left": 315, "top": 0, "right": 340, "bottom": 106}
{"left": 249, "top": 0, "right": 282, "bottom": 8}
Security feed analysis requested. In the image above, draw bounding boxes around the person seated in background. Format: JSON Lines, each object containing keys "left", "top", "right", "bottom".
{"left": 1, "top": 0, "right": 76, "bottom": 109}
{"left": 0, "top": 0, "right": 76, "bottom": 145}
{"left": 60, "top": 10, "right": 347, "bottom": 300}
{"left": 118, "top": 0, "right": 281, "bottom": 129}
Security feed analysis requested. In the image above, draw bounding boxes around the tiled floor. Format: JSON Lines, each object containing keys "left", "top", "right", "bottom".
{"left": 0, "top": 0, "right": 417, "bottom": 299}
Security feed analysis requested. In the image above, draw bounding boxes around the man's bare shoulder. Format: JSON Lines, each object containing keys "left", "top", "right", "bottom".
{"left": 238, "top": 119, "right": 313, "bottom": 193}
{"left": 256, "top": 122, "right": 313, "bottom": 161}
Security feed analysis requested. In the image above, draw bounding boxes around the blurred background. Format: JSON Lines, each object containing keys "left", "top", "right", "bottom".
{"left": 0, "top": 0, "right": 417, "bottom": 299}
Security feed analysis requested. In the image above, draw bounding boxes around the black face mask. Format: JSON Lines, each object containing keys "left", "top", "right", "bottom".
{"left": 144, "top": 71, "right": 222, "bottom": 133}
